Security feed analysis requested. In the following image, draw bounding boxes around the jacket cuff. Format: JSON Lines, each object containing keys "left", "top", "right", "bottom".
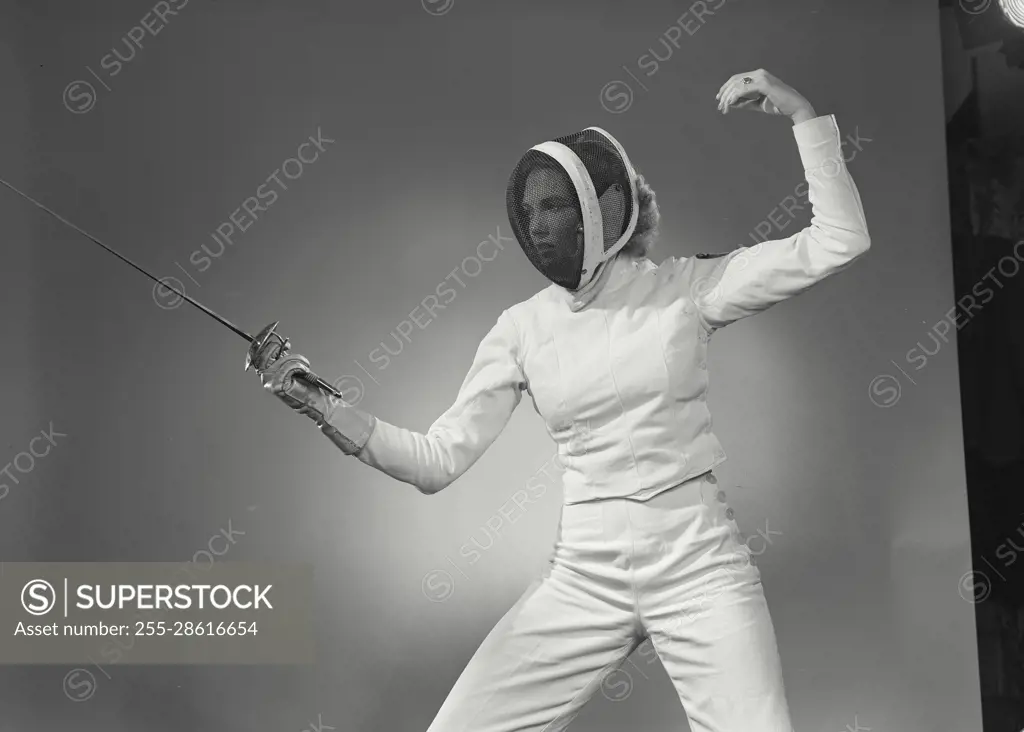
{"left": 319, "top": 403, "right": 377, "bottom": 456}
{"left": 792, "top": 114, "right": 843, "bottom": 171}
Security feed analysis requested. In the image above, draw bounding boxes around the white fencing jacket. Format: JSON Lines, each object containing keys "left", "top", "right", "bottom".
{"left": 350, "top": 114, "right": 871, "bottom": 503}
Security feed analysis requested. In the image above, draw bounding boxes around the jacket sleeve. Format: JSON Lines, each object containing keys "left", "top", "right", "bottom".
{"left": 690, "top": 114, "right": 871, "bottom": 332}
{"left": 351, "top": 309, "right": 527, "bottom": 494}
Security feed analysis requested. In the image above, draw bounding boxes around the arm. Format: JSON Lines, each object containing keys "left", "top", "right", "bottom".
{"left": 260, "top": 309, "right": 527, "bottom": 496}
{"left": 692, "top": 114, "right": 870, "bottom": 331}
{"left": 349, "top": 309, "right": 526, "bottom": 494}
{"left": 693, "top": 73, "right": 871, "bottom": 330}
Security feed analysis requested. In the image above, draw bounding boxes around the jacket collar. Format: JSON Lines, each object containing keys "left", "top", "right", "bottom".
{"left": 556, "top": 252, "right": 646, "bottom": 312}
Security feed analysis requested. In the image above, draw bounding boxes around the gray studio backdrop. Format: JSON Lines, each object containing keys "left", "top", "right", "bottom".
{"left": 0, "top": 0, "right": 980, "bottom": 730}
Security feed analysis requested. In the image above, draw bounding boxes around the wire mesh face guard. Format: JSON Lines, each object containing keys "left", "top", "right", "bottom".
{"left": 506, "top": 127, "right": 640, "bottom": 291}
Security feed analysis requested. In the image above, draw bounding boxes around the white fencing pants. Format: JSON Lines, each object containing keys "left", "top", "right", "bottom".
{"left": 425, "top": 471, "right": 794, "bottom": 732}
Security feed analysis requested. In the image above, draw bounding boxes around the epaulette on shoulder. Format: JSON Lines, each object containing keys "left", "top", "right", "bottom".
{"left": 695, "top": 252, "right": 728, "bottom": 259}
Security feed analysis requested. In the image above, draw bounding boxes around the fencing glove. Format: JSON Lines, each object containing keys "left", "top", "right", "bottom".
{"left": 256, "top": 347, "right": 376, "bottom": 456}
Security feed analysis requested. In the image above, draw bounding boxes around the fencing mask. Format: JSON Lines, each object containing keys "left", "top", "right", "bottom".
{"left": 506, "top": 127, "right": 640, "bottom": 291}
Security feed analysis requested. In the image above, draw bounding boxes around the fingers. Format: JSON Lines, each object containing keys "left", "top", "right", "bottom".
{"left": 718, "top": 79, "right": 746, "bottom": 113}
{"left": 716, "top": 69, "right": 769, "bottom": 114}
{"left": 718, "top": 82, "right": 737, "bottom": 113}
{"left": 251, "top": 337, "right": 288, "bottom": 372}
{"left": 730, "top": 93, "right": 772, "bottom": 113}
{"left": 259, "top": 355, "right": 306, "bottom": 387}
{"left": 719, "top": 79, "right": 750, "bottom": 114}
{"left": 715, "top": 78, "right": 734, "bottom": 105}
{"left": 262, "top": 354, "right": 313, "bottom": 394}
{"left": 759, "top": 95, "right": 782, "bottom": 115}
{"left": 716, "top": 73, "right": 742, "bottom": 100}
{"left": 729, "top": 97, "right": 762, "bottom": 113}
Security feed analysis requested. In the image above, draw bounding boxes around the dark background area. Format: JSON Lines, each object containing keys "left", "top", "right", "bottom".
{"left": 941, "top": 0, "right": 1024, "bottom": 729}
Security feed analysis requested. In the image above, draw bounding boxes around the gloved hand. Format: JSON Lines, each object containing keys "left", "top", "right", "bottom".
{"left": 260, "top": 352, "right": 335, "bottom": 423}
{"left": 251, "top": 338, "right": 376, "bottom": 456}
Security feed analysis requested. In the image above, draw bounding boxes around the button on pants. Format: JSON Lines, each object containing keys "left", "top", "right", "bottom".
{"left": 425, "top": 472, "right": 794, "bottom": 732}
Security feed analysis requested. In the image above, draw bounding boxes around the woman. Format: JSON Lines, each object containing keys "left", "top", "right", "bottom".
{"left": 251, "top": 69, "right": 870, "bottom": 732}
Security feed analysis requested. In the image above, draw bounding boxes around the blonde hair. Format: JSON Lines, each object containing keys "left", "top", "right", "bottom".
{"left": 620, "top": 173, "right": 659, "bottom": 258}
